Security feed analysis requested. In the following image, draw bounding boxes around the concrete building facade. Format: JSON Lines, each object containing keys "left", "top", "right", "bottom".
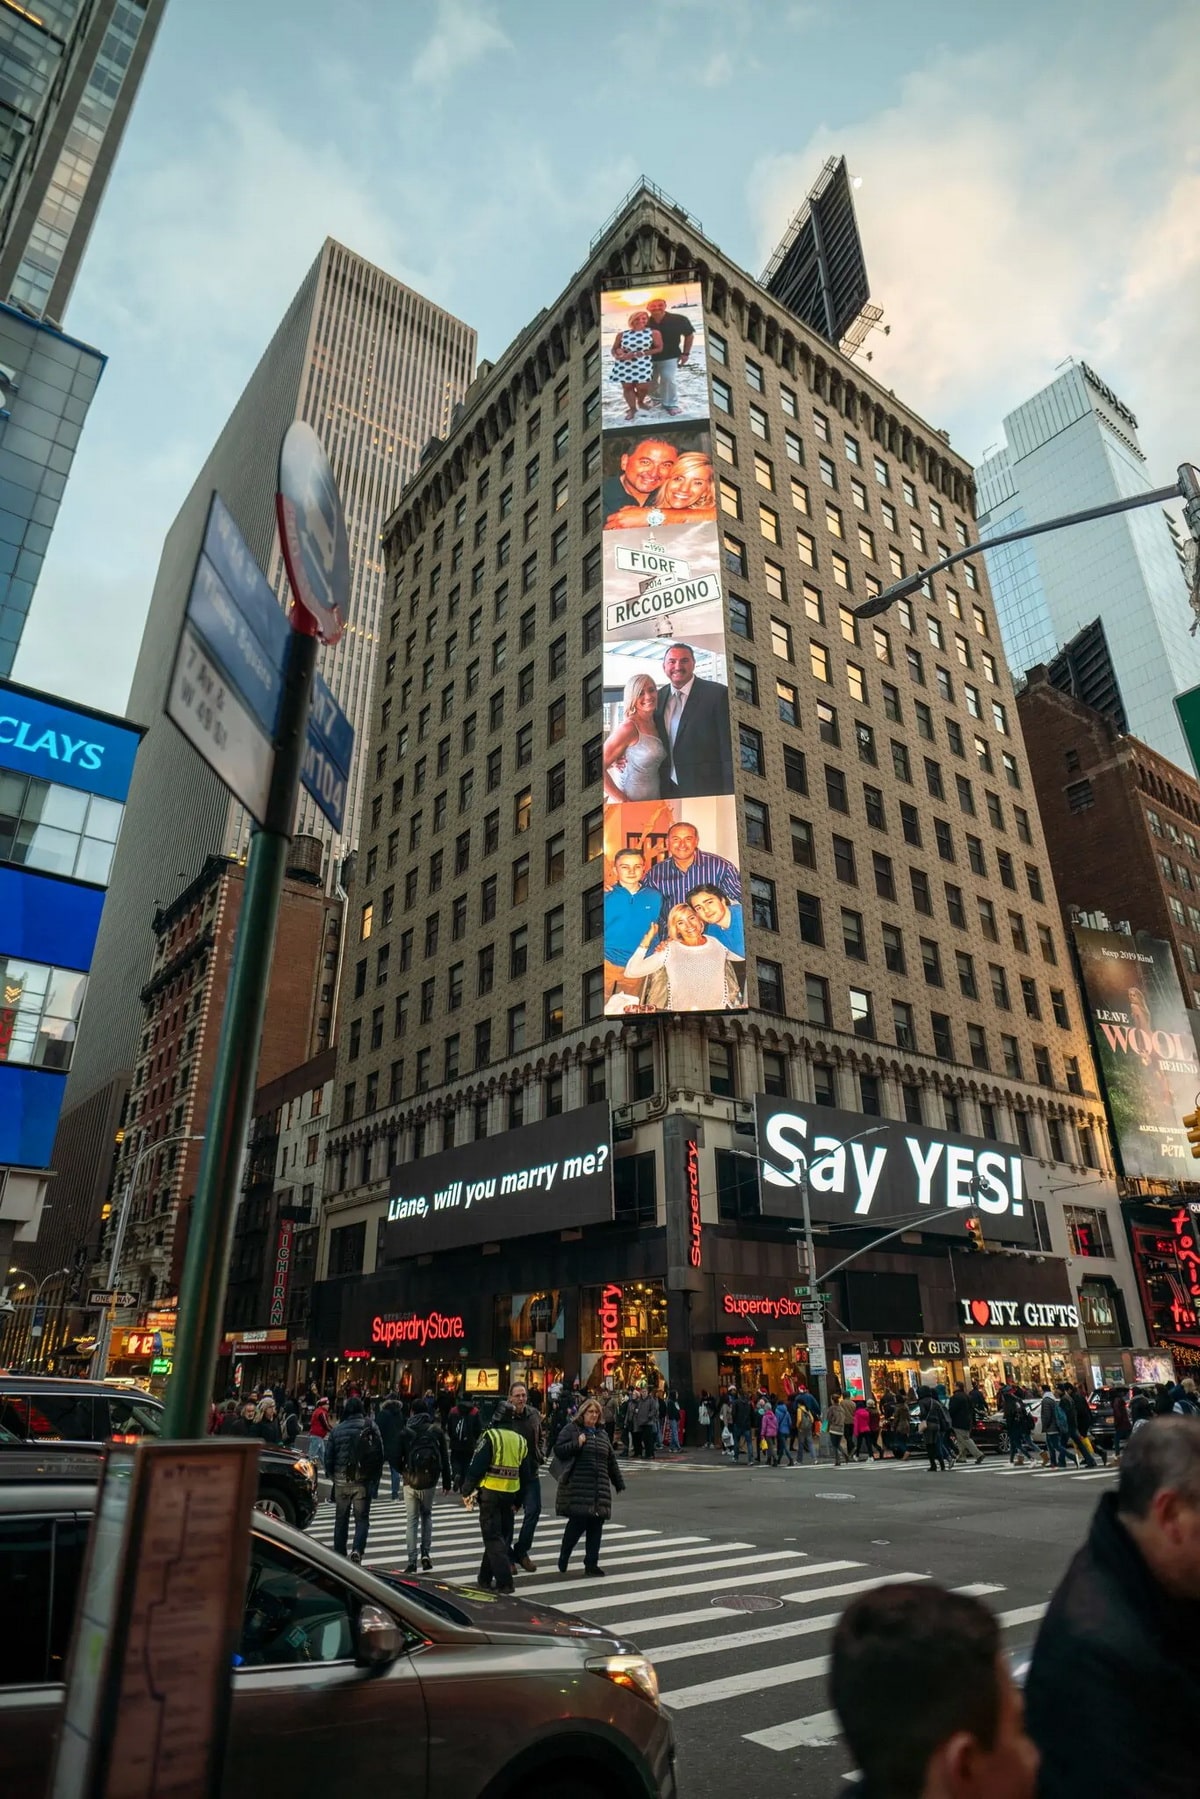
{"left": 43, "top": 242, "right": 475, "bottom": 1276}
{"left": 306, "top": 186, "right": 1148, "bottom": 1412}
{"left": 1018, "top": 671, "right": 1200, "bottom": 1011}
{"left": 977, "top": 362, "right": 1198, "bottom": 765}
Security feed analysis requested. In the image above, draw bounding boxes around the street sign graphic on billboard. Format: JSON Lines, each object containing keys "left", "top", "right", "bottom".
{"left": 754, "top": 1094, "right": 1039, "bottom": 1246}
{"left": 276, "top": 421, "right": 349, "bottom": 646}
{"left": 1074, "top": 926, "right": 1200, "bottom": 1178}
{"left": 383, "top": 1104, "right": 613, "bottom": 1258}
{"left": 598, "top": 282, "right": 745, "bottom": 1017}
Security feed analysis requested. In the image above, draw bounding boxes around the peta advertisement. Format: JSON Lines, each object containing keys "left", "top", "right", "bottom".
{"left": 383, "top": 1102, "right": 612, "bottom": 1257}
{"left": 754, "top": 1096, "right": 1039, "bottom": 1247}
{"left": 1073, "top": 926, "right": 1199, "bottom": 1179}
{"left": 598, "top": 282, "right": 746, "bottom": 1018}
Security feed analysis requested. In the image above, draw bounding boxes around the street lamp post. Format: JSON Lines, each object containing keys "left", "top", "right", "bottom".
{"left": 851, "top": 461, "right": 1200, "bottom": 622}
{"left": 3, "top": 1265, "right": 70, "bottom": 1369}
{"left": 89, "top": 1130, "right": 205, "bottom": 1381}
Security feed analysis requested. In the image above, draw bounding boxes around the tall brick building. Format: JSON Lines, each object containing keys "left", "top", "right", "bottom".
{"left": 308, "top": 183, "right": 1149, "bottom": 1407}
{"left": 82, "top": 837, "right": 341, "bottom": 1365}
{"left": 1018, "top": 671, "right": 1200, "bottom": 1008}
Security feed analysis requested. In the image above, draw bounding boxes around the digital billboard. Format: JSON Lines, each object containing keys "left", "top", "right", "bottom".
{"left": 1074, "top": 927, "right": 1200, "bottom": 1179}
{"left": 598, "top": 282, "right": 745, "bottom": 1017}
{"left": 754, "top": 1095, "right": 1039, "bottom": 1246}
{"left": 382, "top": 1103, "right": 612, "bottom": 1258}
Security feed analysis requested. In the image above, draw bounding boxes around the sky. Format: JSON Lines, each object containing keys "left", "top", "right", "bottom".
{"left": 14, "top": 0, "right": 1200, "bottom": 716}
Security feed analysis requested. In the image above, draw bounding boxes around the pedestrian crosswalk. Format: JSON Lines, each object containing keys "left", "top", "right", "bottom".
{"left": 306, "top": 1491, "right": 1049, "bottom": 1758}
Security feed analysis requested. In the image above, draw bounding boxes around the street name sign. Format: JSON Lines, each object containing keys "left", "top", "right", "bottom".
{"left": 301, "top": 669, "right": 354, "bottom": 833}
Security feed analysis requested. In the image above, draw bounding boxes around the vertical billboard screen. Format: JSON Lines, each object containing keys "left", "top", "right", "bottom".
{"left": 1074, "top": 926, "right": 1200, "bottom": 1178}
{"left": 598, "top": 283, "right": 745, "bottom": 1016}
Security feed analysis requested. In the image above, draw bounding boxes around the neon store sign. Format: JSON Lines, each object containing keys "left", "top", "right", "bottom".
{"left": 598, "top": 1284, "right": 622, "bottom": 1377}
{"left": 370, "top": 1311, "right": 466, "bottom": 1349}
{"left": 687, "top": 1140, "right": 702, "bottom": 1269}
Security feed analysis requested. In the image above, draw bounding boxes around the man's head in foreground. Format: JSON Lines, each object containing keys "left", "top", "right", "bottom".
{"left": 831, "top": 1582, "right": 1038, "bottom": 1798}
{"left": 1115, "top": 1414, "right": 1200, "bottom": 1598}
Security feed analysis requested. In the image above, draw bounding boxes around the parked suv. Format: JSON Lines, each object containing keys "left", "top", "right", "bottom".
{"left": 0, "top": 1478, "right": 675, "bottom": 1797}
{"left": 0, "top": 1377, "right": 318, "bottom": 1527}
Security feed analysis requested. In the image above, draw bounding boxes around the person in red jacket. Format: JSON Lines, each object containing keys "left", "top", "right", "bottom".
{"left": 308, "top": 1396, "right": 332, "bottom": 1438}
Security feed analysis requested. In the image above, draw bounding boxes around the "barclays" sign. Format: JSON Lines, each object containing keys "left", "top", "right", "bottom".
{"left": 0, "top": 680, "right": 140, "bottom": 803}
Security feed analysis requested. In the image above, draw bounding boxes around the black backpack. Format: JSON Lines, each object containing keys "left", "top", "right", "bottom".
{"left": 344, "top": 1418, "right": 384, "bottom": 1485}
{"left": 406, "top": 1426, "right": 444, "bottom": 1490}
{"left": 451, "top": 1406, "right": 477, "bottom": 1447}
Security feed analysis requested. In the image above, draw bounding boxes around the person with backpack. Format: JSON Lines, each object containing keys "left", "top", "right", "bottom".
{"left": 326, "top": 1396, "right": 384, "bottom": 1563}
{"left": 1070, "top": 1384, "right": 1105, "bottom": 1466}
{"left": 460, "top": 1400, "right": 534, "bottom": 1593}
{"left": 919, "top": 1388, "right": 952, "bottom": 1472}
{"left": 447, "top": 1389, "right": 482, "bottom": 1490}
{"left": 759, "top": 1396, "right": 780, "bottom": 1465}
{"left": 1003, "top": 1386, "right": 1033, "bottom": 1465}
{"left": 773, "top": 1395, "right": 795, "bottom": 1466}
{"left": 397, "top": 1397, "right": 452, "bottom": 1572}
{"left": 1058, "top": 1385, "right": 1097, "bottom": 1468}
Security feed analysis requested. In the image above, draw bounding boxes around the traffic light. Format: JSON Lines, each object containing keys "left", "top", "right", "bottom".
{"left": 1184, "top": 1110, "right": 1200, "bottom": 1160}
{"left": 964, "top": 1215, "right": 986, "bottom": 1252}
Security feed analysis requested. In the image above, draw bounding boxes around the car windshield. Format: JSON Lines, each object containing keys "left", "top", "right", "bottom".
{"left": 106, "top": 1394, "right": 163, "bottom": 1441}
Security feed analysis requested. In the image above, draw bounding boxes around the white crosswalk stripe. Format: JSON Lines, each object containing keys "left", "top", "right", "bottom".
{"left": 304, "top": 1496, "right": 1049, "bottom": 1760}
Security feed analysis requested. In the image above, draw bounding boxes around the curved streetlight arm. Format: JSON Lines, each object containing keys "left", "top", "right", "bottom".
{"left": 852, "top": 475, "right": 1188, "bottom": 621}
{"left": 816, "top": 1204, "right": 977, "bottom": 1285}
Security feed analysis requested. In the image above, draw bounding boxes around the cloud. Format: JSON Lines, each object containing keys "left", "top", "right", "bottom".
{"left": 747, "top": 12, "right": 1200, "bottom": 476}
{"left": 410, "top": 0, "right": 512, "bottom": 89}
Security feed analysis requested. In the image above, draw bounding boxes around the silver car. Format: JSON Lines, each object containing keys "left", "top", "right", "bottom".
{"left": 0, "top": 1479, "right": 676, "bottom": 1798}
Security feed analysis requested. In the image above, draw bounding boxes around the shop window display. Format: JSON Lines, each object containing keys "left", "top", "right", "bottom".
{"left": 580, "top": 1280, "right": 668, "bottom": 1390}
{"left": 498, "top": 1291, "right": 566, "bottom": 1398}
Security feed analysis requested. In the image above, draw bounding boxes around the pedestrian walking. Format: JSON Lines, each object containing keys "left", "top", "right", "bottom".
{"left": 554, "top": 1396, "right": 626, "bottom": 1577}
{"left": 250, "top": 1395, "right": 282, "bottom": 1444}
{"left": 1003, "top": 1387, "right": 1032, "bottom": 1465}
{"left": 888, "top": 1400, "right": 912, "bottom": 1461}
{"left": 731, "top": 1389, "right": 758, "bottom": 1464}
{"left": 851, "top": 1398, "right": 876, "bottom": 1462}
{"left": 1025, "top": 1418, "right": 1200, "bottom": 1796}
{"left": 825, "top": 1393, "right": 851, "bottom": 1465}
{"left": 1111, "top": 1388, "right": 1132, "bottom": 1457}
{"left": 1071, "top": 1385, "right": 1106, "bottom": 1466}
{"left": 307, "top": 1394, "right": 332, "bottom": 1441}
{"left": 774, "top": 1396, "right": 795, "bottom": 1465}
{"left": 1039, "top": 1386, "right": 1070, "bottom": 1467}
{"left": 795, "top": 1397, "right": 817, "bottom": 1463}
{"left": 697, "top": 1390, "right": 715, "bottom": 1448}
{"left": 760, "top": 1398, "right": 780, "bottom": 1465}
{"left": 378, "top": 1392, "right": 405, "bottom": 1499}
{"left": 663, "top": 1389, "right": 682, "bottom": 1452}
{"left": 460, "top": 1400, "right": 532, "bottom": 1593}
{"left": 447, "top": 1389, "right": 482, "bottom": 1489}
{"left": 326, "top": 1396, "right": 383, "bottom": 1564}
{"left": 919, "top": 1389, "right": 951, "bottom": 1472}
{"left": 1057, "top": 1385, "right": 1095, "bottom": 1468}
{"left": 397, "top": 1398, "right": 451, "bottom": 1572}
{"left": 506, "top": 1380, "right": 544, "bottom": 1575}
{"left": 948, "top": 1382, "right": 985, "bottom": 1465}
{"left": 629, "top": 1382, "right": 659, "bottom": 1459}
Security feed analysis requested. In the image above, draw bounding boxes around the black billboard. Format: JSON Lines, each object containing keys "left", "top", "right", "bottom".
{"left": 383, "top": 1103, "right": 612, "bottom": 1258}
{"left": 754, "top": 1096, "right": 1038, "bottom": 1247}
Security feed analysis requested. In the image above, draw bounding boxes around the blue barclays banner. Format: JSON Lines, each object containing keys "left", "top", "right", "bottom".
{"left": 0, "top": 1064, "right": 67, "bottom": 1167}
{"left": 0, "top": 680, "right": 140, "bottom": 803}
{"left": 0, "top": 865, "right": 105, "bottom": 969}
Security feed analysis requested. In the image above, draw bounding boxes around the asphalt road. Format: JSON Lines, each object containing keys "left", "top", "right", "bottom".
{"left": 310, "top": 1443, "right": 1111, "bottom": 1798}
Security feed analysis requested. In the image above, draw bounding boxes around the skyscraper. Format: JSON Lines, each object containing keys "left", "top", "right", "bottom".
{"left": 38, "top": 240, "right": 474, "bottom": 1280}
{"left": 301, "top": 183, "right": 1149, "bottom": 1415}
{"left": 977, "top": 361, "right": 1198, "bottom": 763}
{"left": 0, "top": 0, "right": 167, "bottom": 319}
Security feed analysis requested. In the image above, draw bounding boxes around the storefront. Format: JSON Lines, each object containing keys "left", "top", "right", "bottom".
{"left": 956, "top": 1297, "right": 1085, "bottom": 1400}
{"left": 499, "top": 1290, "right": 567, "bottom": 1396}
{"left": 712, "top": 1284, "right": 810, "bottom": 1398}
{"left": 219, "top": 1328, "right": 291, "bottom": 1394}
{"left": 866, "top": 1336, "right": 965, "bottom": 1402}
{"left": 580, "top": 1279, "right": 668, "bottom": 1392}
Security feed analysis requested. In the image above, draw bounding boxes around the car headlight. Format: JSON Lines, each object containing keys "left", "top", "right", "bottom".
{"left": 586, "top": 1655, "right": 659, "bottom": 1707}
{"left": 293, "top": 1458, "right": 316, "bottom": 1485}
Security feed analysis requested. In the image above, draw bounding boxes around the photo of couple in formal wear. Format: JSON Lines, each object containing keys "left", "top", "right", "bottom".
{"left": 601, "top": 641, "right": 733, "bottom": 803}
{"left": 602, "top": 815, "right": 746, "bottom": 1015}
{"left": 600, "top": 424, "right": 716, "bottom": 531}
{"left": 600, "top": 283, "right": 707, "bottom": 430}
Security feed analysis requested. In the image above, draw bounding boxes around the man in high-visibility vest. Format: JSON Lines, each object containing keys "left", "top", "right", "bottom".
{"left": 461, "top": 1400, "right": 534, "bottom": 1592}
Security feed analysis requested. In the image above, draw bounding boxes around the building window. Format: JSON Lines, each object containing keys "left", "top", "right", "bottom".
{"left": 806, "top": 978, "right": 831, "bottom": 1029}
{"left": 757, "top": 959, "right": 785, "bottom": 1013}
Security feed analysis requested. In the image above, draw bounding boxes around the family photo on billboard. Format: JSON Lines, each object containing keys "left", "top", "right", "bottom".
{"left": 599, "top": 283, "right": 745, "bottom": 1018}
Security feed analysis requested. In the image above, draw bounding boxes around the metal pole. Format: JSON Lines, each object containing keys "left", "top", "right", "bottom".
{"left": 163, "top": 627, "right": 316, "bottom": 1440}
{"left": 89, "top": 1133, "right": 201, "bottom": 1381}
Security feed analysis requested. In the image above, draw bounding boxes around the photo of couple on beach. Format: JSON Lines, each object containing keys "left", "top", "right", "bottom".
{"left": 600, "top": 282, "right": 708, "bottom": 430}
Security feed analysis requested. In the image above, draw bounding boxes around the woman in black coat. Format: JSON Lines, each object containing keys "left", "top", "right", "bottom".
{"left": 555, "top": 1396, "right": 626, "bottom": 1576}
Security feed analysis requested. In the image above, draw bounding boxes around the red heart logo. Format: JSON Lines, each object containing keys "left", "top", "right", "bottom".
{"left": 970, "top": 1299, "right": 991, "bottom": 1328}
